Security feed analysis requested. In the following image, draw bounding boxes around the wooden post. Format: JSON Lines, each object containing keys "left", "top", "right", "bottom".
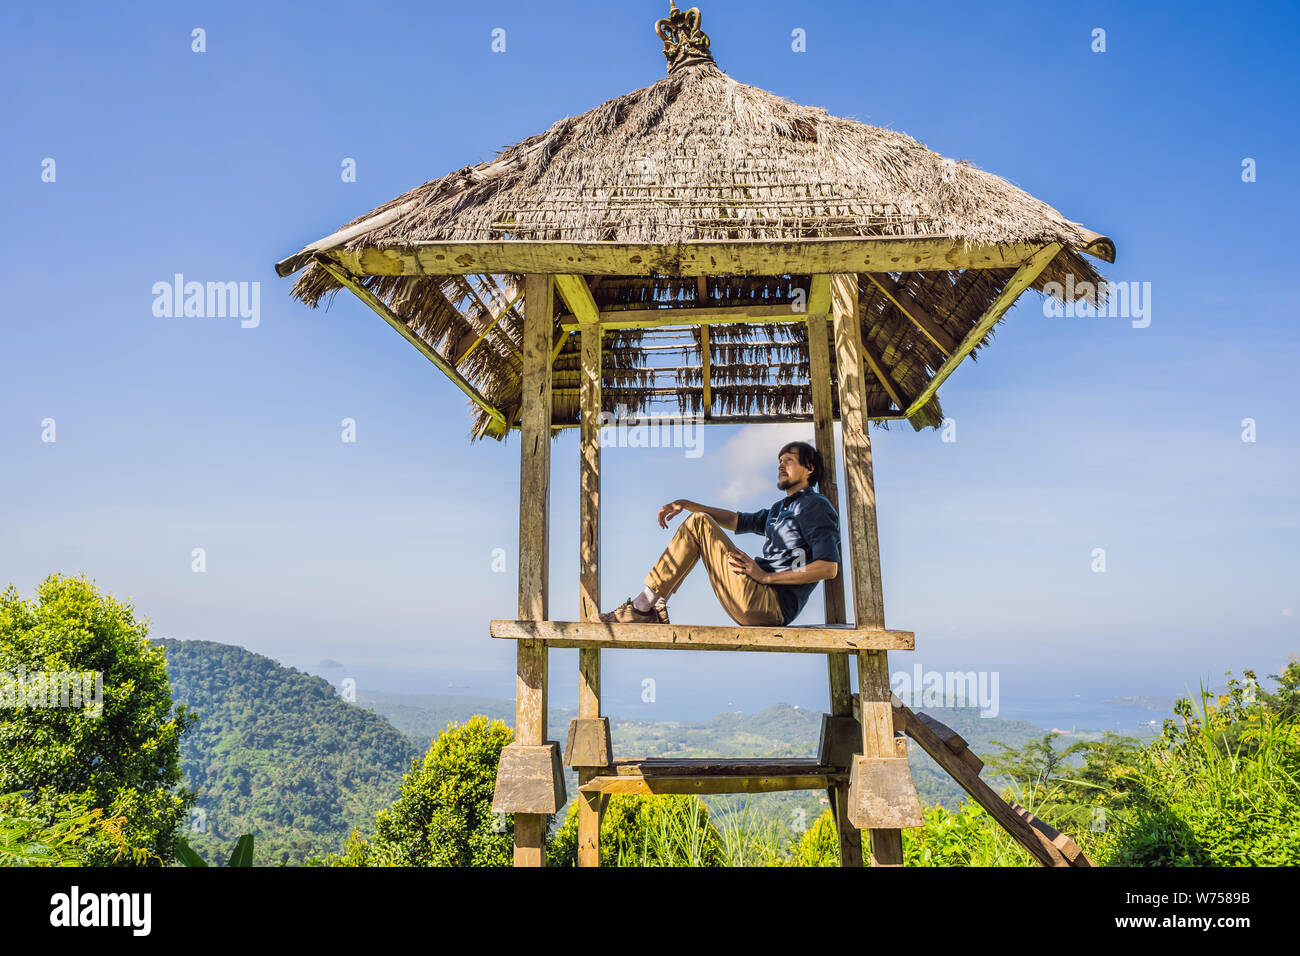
{"left": 515, "top": 273, "right": 554, "bottom": 866}
{"left": 831, "top": 272, "right": 908, "bottom": 866}
{"left": 577, "top": 305, "right": 603, "bottom": 867}
{"left": 806, "top": 276, "right": 862, "bottom": 867}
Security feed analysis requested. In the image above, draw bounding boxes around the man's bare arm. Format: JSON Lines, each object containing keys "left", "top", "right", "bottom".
{"left": 727, "top": 553, "right": 838, "bottom": 585}
{"left": 761, "top": 560, "right": 838, "bottom": 585}
{"left": 658, "top": 499, "right": 737, "bottom": 531}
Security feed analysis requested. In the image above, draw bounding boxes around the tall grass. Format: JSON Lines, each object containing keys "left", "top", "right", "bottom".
{"left": 1095, "top": 680, "right": 1300, "bottom": 865}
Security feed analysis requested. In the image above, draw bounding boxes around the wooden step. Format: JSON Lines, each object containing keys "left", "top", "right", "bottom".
{"left": 490, "top": 619, "right": 914, "bottom": 653}
{"left": 577, "top": 758, "right": 846, "bottom": 795}
{"left": 1008, "top": 802, "right": 1096, "bottom": 867}
{"left": 889, "top": 697, "right": 1081, "bottom": 868}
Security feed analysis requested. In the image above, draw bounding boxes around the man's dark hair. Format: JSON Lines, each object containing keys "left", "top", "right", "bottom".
{"left": 779, "top": 441, "right": 824, "bottom": 489}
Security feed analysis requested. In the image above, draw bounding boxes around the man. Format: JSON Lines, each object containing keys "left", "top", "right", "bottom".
{"left": 599, "top": 441, "right": 841, "bottom": 627}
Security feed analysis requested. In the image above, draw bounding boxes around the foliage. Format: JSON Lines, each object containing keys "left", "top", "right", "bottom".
{"left": 1092, "top": 669, "right": 1300, "bottom": 866}
{"left": 550, "top": 793, "right": 725, "bottom": 867}
{"left": 175, "top": 833, "right": 255, "bottom": 867}
{"left": 791, "top": 808, "right": 841, "bottom": 866}
{"left": 0, "top": 791, "right": 139, "bottom": 866}
{"left": 544, "top": 660, "right": 1300, "bottom": 868}
{"left": 156, "top": 638, "right": 419, "bottom": 866}
{"left": 311, "top": 827, "right": 374, "bottom": 867}
{"left": 354, "top": 715, "right": 517, "bottom": 867}
{"left": 0, "top": 574, "right": 195, "bottom": 865}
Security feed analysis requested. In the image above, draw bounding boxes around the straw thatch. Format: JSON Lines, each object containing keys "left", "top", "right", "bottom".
{"left": 279, "top": 4, "right": 1112, "bottom": 440}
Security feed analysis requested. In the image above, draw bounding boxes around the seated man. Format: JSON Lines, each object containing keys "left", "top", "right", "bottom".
{"left": 599, "top": 441, "right": 841, "bottom": 626}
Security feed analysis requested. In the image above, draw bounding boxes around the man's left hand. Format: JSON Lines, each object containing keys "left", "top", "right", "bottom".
{"left": 727, "top": 550, "right": 768, "bottom": 583}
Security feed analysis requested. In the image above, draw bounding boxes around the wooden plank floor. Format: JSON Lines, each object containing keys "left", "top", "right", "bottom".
{"left": 490, "top": 619, "right": 914, "bottom": 653}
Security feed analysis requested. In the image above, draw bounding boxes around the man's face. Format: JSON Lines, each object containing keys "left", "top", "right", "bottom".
{"left": 777, "top": 450, "right": 812, "bottom": 491}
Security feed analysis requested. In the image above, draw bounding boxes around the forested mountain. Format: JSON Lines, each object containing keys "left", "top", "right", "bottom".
{"left": 155, "top": 639, "right": 418, "bottom": 865}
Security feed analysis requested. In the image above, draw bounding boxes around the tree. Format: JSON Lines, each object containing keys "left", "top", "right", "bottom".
{"left": 0, "top": 574, "right": 196, "bottom": 865}
{"left": 367, "top": 715, "right": 518, "bottom": 866}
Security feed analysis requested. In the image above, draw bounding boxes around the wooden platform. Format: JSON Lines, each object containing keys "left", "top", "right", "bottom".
{"left": 490, "top": 620, "right": 914, "bottom": 653}
{"left": 577, "top": 758, "right": 846, "bottom": 795}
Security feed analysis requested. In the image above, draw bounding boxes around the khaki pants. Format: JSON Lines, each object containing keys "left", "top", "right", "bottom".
{"left": 644, "top": 512, "right": 784, "bottom": 627}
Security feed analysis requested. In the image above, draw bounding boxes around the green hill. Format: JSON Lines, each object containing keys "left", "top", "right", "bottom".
{"left": 155, "top": 639, "right": 418, "bottom": 865}
{"left": 358, "top": 690, "right": 515, "bottom": 748}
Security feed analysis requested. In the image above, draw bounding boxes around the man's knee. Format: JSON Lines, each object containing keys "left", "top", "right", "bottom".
{"left": 684, "top": 511, "right": 717, "bottom": 536}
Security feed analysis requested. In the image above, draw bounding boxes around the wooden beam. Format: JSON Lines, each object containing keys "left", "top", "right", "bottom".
{"left": 914, "top": 711, "right": 984, "bottom": 774}
{"left": 576, "top": 277, "right": 602, "bottom": 868}
{"left": 807, "top": 275, "right": 862, "bottom": 868}
{"left": 559, "top": 302, "right": 807, "bottom": 333}
{"left": 315, "top": 237, "right": 1047, "bottom": 279}
{"left": 578, "top": 758, "right": 845, "bottom": 796}
{"left": 550, "top": 329, "right": 570, "bottom": 366}
{"left": 544, "top": 411, "right": 910, "bottom": 430}
{"left": 553, "top": 274, "right": 600, "bottom": 324}
{"left": 581, "top": 775, "right": 840, "bottom": 796}
{"left": 490, "top": 620, "right": 914, "bottom": 653}
{"left": 312, "top": 256, "right": 510, "bottom": 438}
{"left": 904, "top": 243, "right": 1061, "bottom": 418}
{"left": 454, "top": 282, "right": 522, "bottom": 366}
{"left": 864, "top": 273, "right": 958, "bottom": 356}
{"left": 831, "top": 274, "right": 886, "bottom": 628}
{"left": 858, "top": 333, "right": 907, "bottom": 412}
{"left": 514, "top": 274, "right": 554, "bottom": 867}
{"left": 832, "top": 272, "right": 908, "bottom": 866}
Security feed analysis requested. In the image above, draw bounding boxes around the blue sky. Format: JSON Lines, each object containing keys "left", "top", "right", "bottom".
{"left": 2, "top": 0, "right": 1297, "bottom": 727}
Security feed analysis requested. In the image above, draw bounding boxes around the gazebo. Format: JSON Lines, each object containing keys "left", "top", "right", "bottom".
{"left": 276, "top": 2, "right": 1111, "bottom": 867}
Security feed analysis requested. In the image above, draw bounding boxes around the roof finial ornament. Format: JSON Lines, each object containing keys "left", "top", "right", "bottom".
{"left": 655, "top": 1, "right": 714, "bottom": 72}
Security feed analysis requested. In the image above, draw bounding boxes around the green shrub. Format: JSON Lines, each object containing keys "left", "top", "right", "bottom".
{"left": 791, "top": 809, "right": 841, "bottom": 866}
{"left": 366, "top": 715, "right": 518, "bottom": 866}
{"left": 0, "top": 574, "right": 196, "bottom": 865}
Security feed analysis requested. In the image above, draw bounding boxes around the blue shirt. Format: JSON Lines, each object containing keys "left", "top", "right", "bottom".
{"left": 735, "top": 488, "right": 841, "bottom": 625}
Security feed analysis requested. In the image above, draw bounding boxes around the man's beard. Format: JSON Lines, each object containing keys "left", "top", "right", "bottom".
{"left": 777, "top": 476, "right": 794, "bottom": 489}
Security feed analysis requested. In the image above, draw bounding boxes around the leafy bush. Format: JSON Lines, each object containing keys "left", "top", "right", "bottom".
{"left": 0, "top": 791, "right": 137, "bottom": 866}
{"left": 791, "top": 809, "right": 841, "bottom": 866}
{"left": 344, "top": 715, "right": 518, "bottom": 866}
{"left": 0, "top": 574, "right": 196, "bottom": 865}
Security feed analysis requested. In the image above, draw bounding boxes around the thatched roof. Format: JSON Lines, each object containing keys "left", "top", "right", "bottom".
{"left": 277, "top": 2, "right": 1113, "bottom": 441}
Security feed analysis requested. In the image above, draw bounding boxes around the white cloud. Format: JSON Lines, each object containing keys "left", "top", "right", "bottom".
{"left": 714, "top": 423, "right": 819, "bottom": 506}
